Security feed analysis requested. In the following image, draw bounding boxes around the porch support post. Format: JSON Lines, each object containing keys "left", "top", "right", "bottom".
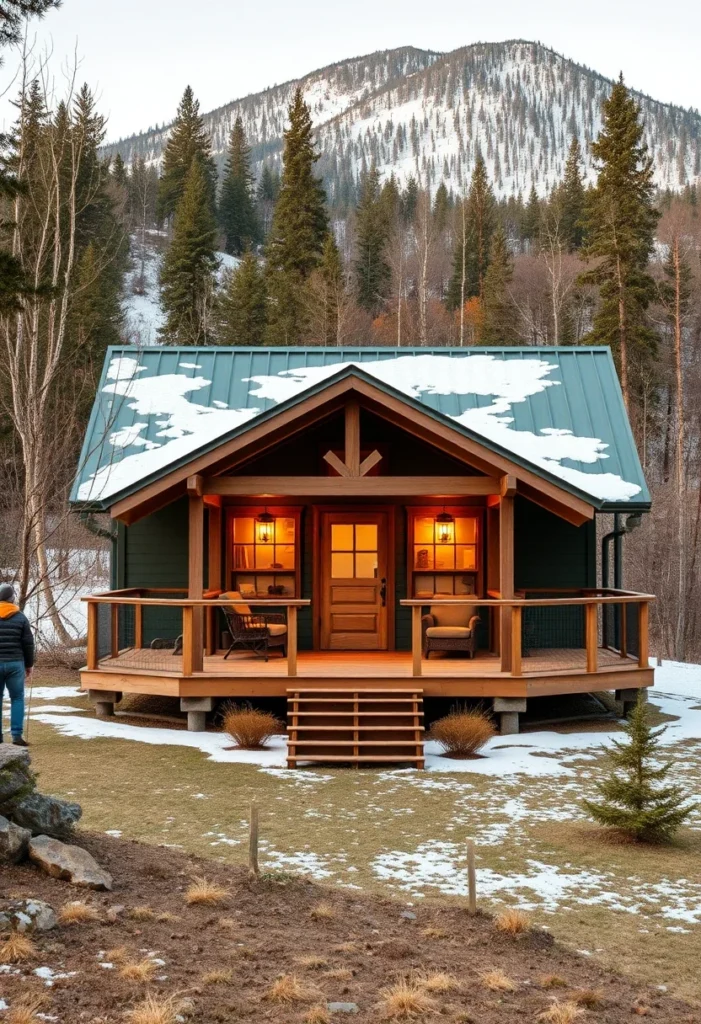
{"left": 499, "top": 494, "right": 515, "bottom": 672}
{"left": 287, "top": 605, "right": 298, "bottom": 677}
{"left": 206, "top": 501, "right": 222, "bottom": 656}
{"left": 411, "top": 605, "right": 423, "bottom": 677}
{"left": 493, "top": 697, "right": 526, "bottom": 735}
{"left": 615, "top": 687, "right": 644, "bottom": 717}
{"left": 187, "top": 494, "right": 205, "bottom": 674}
{"left": 87, "top": 602, "right": 98, "bottom": 670}
{"left": 181, "top": 697, "right": 214, "bottom": 732}
{"left": 638, "top": 600, "right": 649, "bottom": 668}
{"left": 89, "top": 689, "right": 121, "bottom": 718}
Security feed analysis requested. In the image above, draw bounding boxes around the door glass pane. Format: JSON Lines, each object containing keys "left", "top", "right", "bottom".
{"left": 331, "top": 524, "right": 354, "bottom": 550}
{"left": 355, "top": 524, "right": 377, "bottom": 551}
{"left": 331, "top": 552, "right": 354, "bottom": 578}
{"left": 355, "top": 552, "right": 378, "bottom": 578}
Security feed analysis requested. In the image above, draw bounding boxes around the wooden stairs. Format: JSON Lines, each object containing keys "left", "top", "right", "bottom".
{"left": 286, "top": 688, "right": 425, "bottom": 768}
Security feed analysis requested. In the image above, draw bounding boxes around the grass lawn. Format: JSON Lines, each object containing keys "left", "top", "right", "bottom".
{"left": 16, "top": 668, "right": 701, "bottom": 1004}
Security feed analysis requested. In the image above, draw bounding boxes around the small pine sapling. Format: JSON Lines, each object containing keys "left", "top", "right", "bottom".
{"left": 583, "top": 693, "right": 695, "bottom": 842}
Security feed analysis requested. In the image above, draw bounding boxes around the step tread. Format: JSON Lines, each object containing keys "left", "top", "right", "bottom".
{"left": 287, "top": 688, "right": 424, "bottom": 695}
{"left": 288, "top": 740, "right": 424, "bottom": 747}
{"left": 291, "top": 725, "right": 425, "bottom": 732}
{"left": 290, "top": 711, "right": 422, "bottom": 717}
{"left": 287, "top": 756, "right": 425, "bottom": 764}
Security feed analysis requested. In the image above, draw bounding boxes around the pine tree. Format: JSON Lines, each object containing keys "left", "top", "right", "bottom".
{"left": 560, "top": 137, "right": 586, "bottom": 250}
{"left": 215, "top": 250, "right": 267, "bottom": 346}
{"left": 433, "top": 181, "right": 451, "bottom": 232}
{"left": 522, "top": 184, "right": 541, "bottom": 245}
{"left": 582, "top": 694, "right": 695, "bottom": 842}
{"left": 218, "top": 116, "right": 258, "bottom": 256}
{"left": 256, "top": 164, "right": 280, "bottom": 238}
{"left": 580, "top": 76, "right": 659, "bottom": 408}
{"left": 481, "top": 227, "right": 515, "bottom": 344}
{"left": 354, "top": 168, "right": 391, "bottom": 315}
{"left": 306, "top": 232, "right": 348, "bottom": 346}
{"left": 446, "top": 155, "right": 495, "bottom": 309}
{"left": 159, "top": 158, "right": 219, "bottom": 344}
{"left": 264, "top": 88, "right": 329, "bottom": 345}
{"left": 157, "top": 86, "right": 217, "bottom": 223}
{"left": 402, "top": 176, "right": 419, "bottom": 222}
{"left": 112, "top": 152, "right": 127, "bottom": 189}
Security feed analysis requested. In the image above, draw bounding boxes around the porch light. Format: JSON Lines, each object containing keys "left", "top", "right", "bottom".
{"left": 435, "top": 508, "right": 454, "bottom": 544}
{"left": 256, "top": 508, "right": 275, "bottom": 544}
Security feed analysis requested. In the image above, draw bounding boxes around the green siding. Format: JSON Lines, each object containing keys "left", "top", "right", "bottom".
{"left": 124, "top": 499, "right": 188, "bottom": 645}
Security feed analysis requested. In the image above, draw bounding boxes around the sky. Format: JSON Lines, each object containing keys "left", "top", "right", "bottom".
{"left": 1, "top": 0, "right": 700, "bottom": 141}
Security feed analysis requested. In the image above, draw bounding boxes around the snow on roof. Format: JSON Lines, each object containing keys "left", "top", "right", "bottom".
{"left": 72, "top": 347, "right": 649, "bottom": 508}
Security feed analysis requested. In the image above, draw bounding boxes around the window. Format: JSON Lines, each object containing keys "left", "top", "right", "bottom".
{"left": 228, "top": 510, "right": 299, "bottom": 597}
{"left": 330, "top": 522, "right": 378, "bottom": 579}
{"left": 408, "top": 509, "right": 481, "bottom": 598}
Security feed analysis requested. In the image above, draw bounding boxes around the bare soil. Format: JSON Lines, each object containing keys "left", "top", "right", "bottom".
{"left": 1, "top": 833, "right": 698, "bottom": 1023}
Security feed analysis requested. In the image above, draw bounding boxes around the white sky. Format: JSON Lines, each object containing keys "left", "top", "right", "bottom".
{"left": 1, "top": 0, "right": 700, "bottom": 141}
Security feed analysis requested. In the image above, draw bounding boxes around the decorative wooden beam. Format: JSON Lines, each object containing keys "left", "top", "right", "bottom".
{"left": 202, "top": 476, "right": 502, "bottom": 497}
{"left": 323, "top": 447, "right": 383, "bottom": 478}
{"left": 345, "top": 400, "right": 360, "bottom": 476}
{"left": 322, "top": 450, "right": 352, "bottom": 477}
{"left": 500, "top": 474, "right": 517, "bottom": 497}
{"left": 186, "top": 474, "right": 204, "bottom": 497}
{"left": 359, "top": 449, "right": 383, "bottom": 476}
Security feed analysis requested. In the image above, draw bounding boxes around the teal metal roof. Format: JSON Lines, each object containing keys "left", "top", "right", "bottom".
{"left": 70, "top": 346, "right": 650, "bottom": 512}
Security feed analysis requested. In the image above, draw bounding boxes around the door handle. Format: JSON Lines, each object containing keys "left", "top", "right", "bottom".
{"left": 380, "top": 578, "right": 387, "bottom": 606}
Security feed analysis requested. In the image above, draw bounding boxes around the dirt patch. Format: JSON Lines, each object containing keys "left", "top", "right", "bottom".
{"left": 0, "top": 833, "right": 697, "bottom": 1023}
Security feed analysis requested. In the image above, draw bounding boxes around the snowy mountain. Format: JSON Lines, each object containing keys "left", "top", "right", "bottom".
{"left": 104, "top": 40, "right": 701, "bottom": 200}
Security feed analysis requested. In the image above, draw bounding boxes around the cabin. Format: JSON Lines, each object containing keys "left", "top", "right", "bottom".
{"left": 70, "top": 346, "right": 654, "bottom": 767}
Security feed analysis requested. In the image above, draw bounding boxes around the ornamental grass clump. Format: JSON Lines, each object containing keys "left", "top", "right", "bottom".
{"left": 221, "top": 702, "right": 283, "bottom": 749}
{"left": 582, "top": 693, "right": 696, "bottom": 842}
{"left": 428, "top": 706, "right": 496, "bottom": 758}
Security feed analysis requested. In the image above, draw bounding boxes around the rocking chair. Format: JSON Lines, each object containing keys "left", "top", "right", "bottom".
{"left": 220, "top": 591, "right": 287, "bottom": 661}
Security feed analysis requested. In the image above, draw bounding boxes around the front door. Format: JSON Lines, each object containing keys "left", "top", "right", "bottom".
{"left": 320, "top": 511, "right": 389, "bottom": 650}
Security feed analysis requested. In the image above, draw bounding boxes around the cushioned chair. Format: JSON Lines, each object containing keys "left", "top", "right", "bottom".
{"left": 421, "top": 603, "right": 480, "bottom": 659}
{"left": 219, "top": 591, "right": 287, "bottom": 661}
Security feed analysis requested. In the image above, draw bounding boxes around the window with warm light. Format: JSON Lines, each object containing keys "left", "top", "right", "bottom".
{"left": 229, "top": 511, "right": 298, "bottom": 597}
{"left": 409, "top": 509, "right": 481, "bottom": 598}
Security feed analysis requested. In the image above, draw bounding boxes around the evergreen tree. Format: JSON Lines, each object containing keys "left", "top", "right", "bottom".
{"left": 215, "top": 250, "right": 267, "bottom": 346}
{"left": 112, "top": 152, "right": 127, "bottom": 189}
{"left": 354, "top": 168, "right": 391, "bottom": 315}
{"left": 481, "top": 227, "right": 515, "bottom": 344}
{"left": 157, "top": 86, "right": 217, "bottom": 223}
{"left": 256, "top": 163, "right": 280, "bottom": 238}
{"left": 582, "top": 694, "right": 695, "bottom": 842}
{"left": 522, "top": 184, "right": 541, "bottom": 244}
{"left": 402, "top": 176, "right": 419, "bottom": 222}
{"left": 433, "top": 181, "right": 451, "bottom": 232}
{"left": 580, "top": 76, "right": 659, "bottom": 407}
{"left": 307, "top": 232, "right": 347, "bottom": 346}
{"left": 446, "top": 155, "right": 496, "bottom": 309}
{"left": 264, "top": 88, "right": 329, "bottom": 345}
{"left": 560, "top": 137, "right": 586, "bottom": 250}
{"left": 218, "top": 116, "right": 258, "bottom": 256}
{"left": 159, "top": 158, "right": 219, "bottom": 344}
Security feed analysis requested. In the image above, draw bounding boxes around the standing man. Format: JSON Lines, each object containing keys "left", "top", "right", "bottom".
{"left": 0, "top": 584, "right": 34, "bottom": 747}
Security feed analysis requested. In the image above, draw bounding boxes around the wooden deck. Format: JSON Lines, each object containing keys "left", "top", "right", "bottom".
{"left": 80, "top": 647, "right": 653, "bottom": 700}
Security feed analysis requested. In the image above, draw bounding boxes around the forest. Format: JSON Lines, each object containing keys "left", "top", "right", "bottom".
{"left": 0, "top": 0, "right": 700, "bottom": 662}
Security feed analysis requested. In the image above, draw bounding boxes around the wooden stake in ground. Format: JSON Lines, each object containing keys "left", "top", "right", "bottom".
{"left": 466, "top": 839, "right": 477, "bottom": 913}
{"left": 249, "top": 802, "right": 259, "bottom": 876}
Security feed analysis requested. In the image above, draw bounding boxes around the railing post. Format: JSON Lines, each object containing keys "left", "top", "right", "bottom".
{"left": 134, "top": 601, "right": 143, "bottom": 650}
{"left": 110, "top": 603, "right": 119, "bottom": 659}
{"left": 412, "top": 605, "right": 422, "bottom": 677}
{"left": 87, "top": 601, "right": 98, "bottom": 670}
{"left": 585, "top": 602, "right": 598, "bottom": 673}
{"left": 619, "top": 602, "right": 628, "bottom": 658}
{"left": 511, "top": 605, "right": 522, "bottom": 676}
{"left": 287, "top": 605, "right": 298, "bottom": 677}
{"left": 638, "top": 600, "right": 649, "bottom": 668}
{"left": 181, "top": 605, "right": 202, "bottom": 676}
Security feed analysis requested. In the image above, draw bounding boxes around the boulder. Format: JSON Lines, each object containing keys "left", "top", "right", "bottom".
{"left": 0, "top": 813, "right": 30, "bottom": 863}
{"left": 28, "top": 835, "right": 113, "bottom": 891}
{"left": 0, "top": 743, "right": 34, "bottom": 804}
{"left": 9, "top": 792, "right": 82, "bottom": 838}
{"left": 0, "top": 898, "right": 57, "bottom": 932}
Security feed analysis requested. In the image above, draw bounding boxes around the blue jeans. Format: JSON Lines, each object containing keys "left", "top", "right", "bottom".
{"left": 0, "top": 661, "right": 25, "bottom": 740}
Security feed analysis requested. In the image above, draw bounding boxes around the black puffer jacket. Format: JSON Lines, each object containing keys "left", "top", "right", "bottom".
{"left": 0, "top": 605, "right": 35, "bottom": 667}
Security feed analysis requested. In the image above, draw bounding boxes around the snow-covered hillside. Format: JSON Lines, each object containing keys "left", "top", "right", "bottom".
{"left": 104, "top": 41, "right": 701, "bottom": 200}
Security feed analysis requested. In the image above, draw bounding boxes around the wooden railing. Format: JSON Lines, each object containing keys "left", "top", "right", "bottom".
{"left": 400, "top": 589, "right": 654, "bottom": 678}
{"left": 82, "top": 590, "right": 310, "bottom": 677}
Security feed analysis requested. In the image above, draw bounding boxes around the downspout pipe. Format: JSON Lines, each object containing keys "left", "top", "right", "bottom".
{"left": 601, "top": 512, "right": 643, "bottom": 647}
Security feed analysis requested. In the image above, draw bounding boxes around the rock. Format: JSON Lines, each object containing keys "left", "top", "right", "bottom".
{"left": 0, "top": 813, "right": 31, "bottom": 863}
{"left": 400, "top": 910, "right": 417, "bottom": 920}
{"left": 28, "top": 835, "right": 113, "bottom": 891}
{"left": 9, "top": 791, "right": 82, "bottom": 838}
{"left": 106, "top": 904, "right": 125, "bottom": 922}
{"left": 0, "top": 898, "right": 57, "bottom": 932}
{"left": 327, "top": 1003, "right": 359, "bottom": 1014}
{"left": 0, "top": 744, "right": 33, "bottom": 804}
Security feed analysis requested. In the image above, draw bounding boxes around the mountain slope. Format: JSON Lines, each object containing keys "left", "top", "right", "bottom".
{"left": 104, "top": 40, "right": 701, "bottom": 200}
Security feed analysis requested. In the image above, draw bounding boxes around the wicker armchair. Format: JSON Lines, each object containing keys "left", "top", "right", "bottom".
{"left": 220, "top": 591, "right": 287, "bottom": 661}
{"left": 422, "top": 603, "right": 480, "bottom": 659}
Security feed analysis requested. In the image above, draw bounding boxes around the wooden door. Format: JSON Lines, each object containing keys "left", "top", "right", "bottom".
{"left": 320, "top": 511, "right": 389, "bottom": 650}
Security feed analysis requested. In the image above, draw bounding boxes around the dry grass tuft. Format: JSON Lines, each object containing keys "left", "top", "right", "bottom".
{"left": 415, "top": 972, "right": 459, "bottom": 993}
{"left": 537, "top": 1001, "right": 584, "bottom": 1023}
{"left": 105, "top": 945, "right": 130, "bottom": 964}
{"left": 217, "top": 916, "right": 237, "bottom": 930}
{"left": 119, "top": 958, "right": 158, "bottom": 983}
{"left": 266, "top": 973, "right": 316, "bottom": 1003}
{"left": 6, "top": 994, "right": 48, "bottom": 1024}
{"left": 202, "top": 969, "right": 233, "bottom": 985}
{"left": 295, "top": 954, "right": 329, "bottom": 970}
{"left": 323, "top": 967, "right": 354, "bottom": 981}
{"left": 428, "top": 707, "right": 496, "bottom": 757}
{"left": 221, "top": 702, "right": 283, "bottom": 749}
{"left": 126, "top": 994, "right": 184, "bottom": 1024}
{"left": 309, "top": 901, "right": 335, "bottom": 921}
{"left": 539, "top": 975, "right": 568, "bottom": 990}
{"left": 494, "top": 908, "right": 530, "bottom": 936}
{"left": 0, "top": 932, "right": 37, "bottom": 962}
{"left": 128, "top": 906, "right": 156, "bottom": 921}
{"left": 304, "top": 1006, "right": 331, "bottom": 1024}
{"left": 333, "top": 942, "right": 358, "bottom": 954}
{"left": 420, "top": 927, "right": 447, "bottom": 939}
{"left": 184, "top": 876, "right": 229, "bottom": 906}
{"left": 378, "top": 979, "right": 436, "bottom": 1019}
{"left": 571, "top": 988, "right": 603, "bottom": 1008}
{"left": 479, "top": 968, "right": 517, "bottom": 992}
{"left": 57, "top": 901, "right": 100, "bottom": 926}
{"left": 156, "top": 911, "right": 180, "bottom": 923}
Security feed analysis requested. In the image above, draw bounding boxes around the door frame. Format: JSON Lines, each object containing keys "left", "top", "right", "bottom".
{"left": 312, "top": 504, "right": 396, "bottom": 651}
